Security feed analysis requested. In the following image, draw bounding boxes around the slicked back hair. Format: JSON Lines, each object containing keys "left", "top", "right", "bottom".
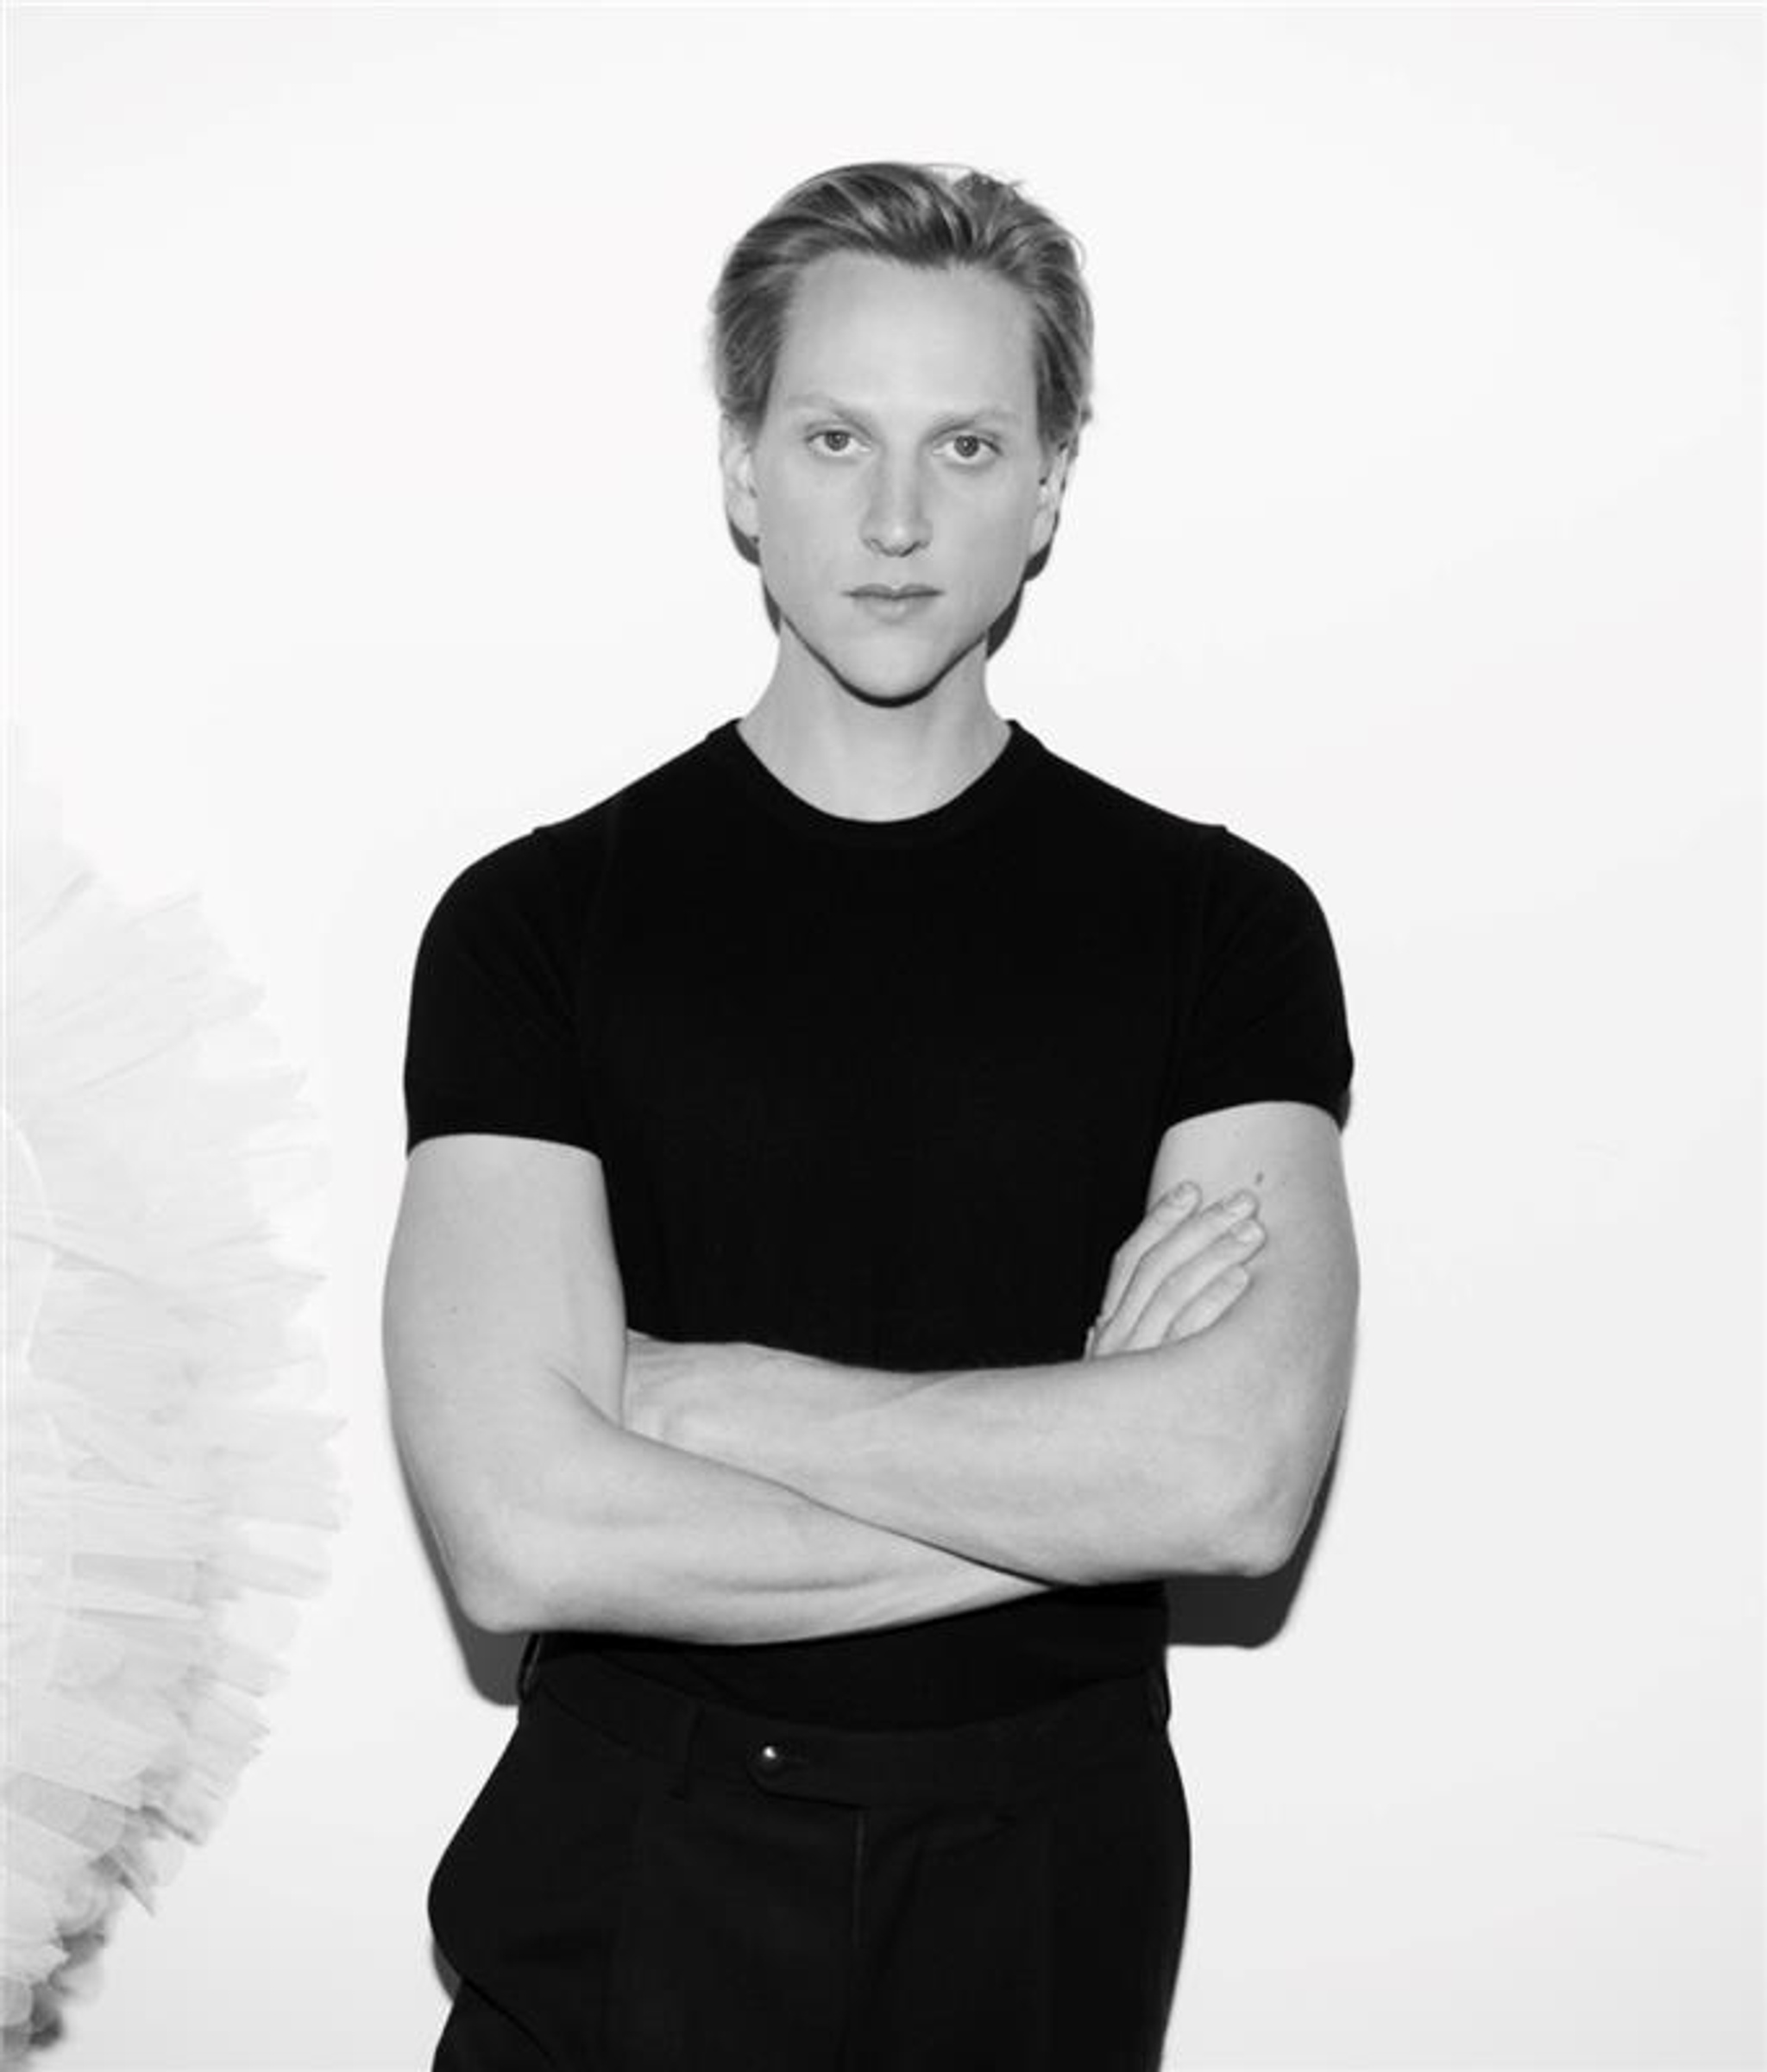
{"left": 708, "top": 160, "right": 1095, "bottom": 461}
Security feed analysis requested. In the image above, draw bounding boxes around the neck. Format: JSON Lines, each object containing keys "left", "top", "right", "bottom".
{"left": 739, "top": 651, "right": 1009, "bottom": 824}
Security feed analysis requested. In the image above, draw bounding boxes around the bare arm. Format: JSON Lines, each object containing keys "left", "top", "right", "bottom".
{"left": 382, "top": 1133, "right": 1063, "bottom": 1646}
{"left": 623, "top": 1102, "right": 1359, "bottom": 1587}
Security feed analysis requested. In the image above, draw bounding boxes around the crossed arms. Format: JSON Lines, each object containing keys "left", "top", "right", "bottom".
{"left": 383, "top": 1101, "right": 1358, "bottom": 1647}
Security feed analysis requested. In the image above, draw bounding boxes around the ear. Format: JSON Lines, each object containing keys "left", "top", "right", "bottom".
{"left": 719, "top": 415, "right": 761, "bottom": 543}
{"left": 1028, "top": 440, "right": 1074, "bottom": 559}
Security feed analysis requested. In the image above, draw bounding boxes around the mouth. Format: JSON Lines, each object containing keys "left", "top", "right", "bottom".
{"left": 848, "top": 585, "right": 941, "bottom": 619}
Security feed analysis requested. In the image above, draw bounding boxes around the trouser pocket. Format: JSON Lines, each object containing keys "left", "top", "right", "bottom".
{"left": 427, "top": 1686, "right": 660, "bottom": 2067}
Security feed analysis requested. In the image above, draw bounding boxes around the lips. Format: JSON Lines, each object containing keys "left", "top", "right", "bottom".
{"left": 848, "top": 585, "right": 940, "bottom": 600}
{"left": 849, "top": 587, "right": 940, "bottom": 622}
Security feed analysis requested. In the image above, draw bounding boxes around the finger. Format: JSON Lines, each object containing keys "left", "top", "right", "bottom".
{"left": 1097, "top": 1181, "right": 1198, "bottom": 1322}
{"left": 1123, "top": 1231, "right": 1261, "bottom": 1352}
{"left": 1091, "top": 1186, "right": 1255, "bottom": 1358}
{"left": 1126, "top": 1216, "right": 1264, "bottom": 1348}
{"left": 1105, "top": 1193, "right": 1261, "bottom": 1351}
{"left": 1155, "top": 1262, "right": 1251, "bottom": 1347}
{"left": 1098, "top": 1183, "right": 1259, "bottom": 1335}
{"left": 1097, "top": 1181, "right": 1201, "bottom": 1323}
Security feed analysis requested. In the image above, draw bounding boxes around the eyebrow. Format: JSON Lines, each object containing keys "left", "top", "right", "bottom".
{"left": 779, "top": 392, "right": 1023, "bottom": 428}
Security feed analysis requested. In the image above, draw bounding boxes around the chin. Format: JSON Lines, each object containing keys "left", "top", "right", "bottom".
{"left": 828, "top": 669, "right": 948, "bottom": 710}
{"left": 842, "top": 651, "right": 976, "bottom": 706}
{"left": 791, "top": 621, "right": 971, "bottom": 706}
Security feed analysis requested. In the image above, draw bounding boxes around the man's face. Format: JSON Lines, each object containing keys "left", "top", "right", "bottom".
{"left": 721, "top": 252, "right": 1070, "bottom": 707}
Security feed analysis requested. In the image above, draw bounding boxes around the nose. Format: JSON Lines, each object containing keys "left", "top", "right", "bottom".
{"left": 861, "top": 455, "right": 932, "bottom": 556}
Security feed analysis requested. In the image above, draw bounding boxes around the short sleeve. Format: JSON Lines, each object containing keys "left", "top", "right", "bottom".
{"left": 401, "top": 830, "right": 598, "bottom": 1156}
{"left": 1160, "top": 827, "right": 1355, "bottom": 1129}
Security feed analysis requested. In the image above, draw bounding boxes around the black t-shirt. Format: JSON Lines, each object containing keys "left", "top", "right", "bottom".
{"left": 402, "top": 717, "right": 1354, "bottom": 1726}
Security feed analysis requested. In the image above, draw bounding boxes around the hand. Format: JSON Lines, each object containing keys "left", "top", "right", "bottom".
{"left": 1084, "top": 1182, "right": 1264, "bottom": 1358}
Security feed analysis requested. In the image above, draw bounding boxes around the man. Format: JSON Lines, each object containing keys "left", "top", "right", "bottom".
{"left": 386, "top": 160, "right": 1357, "bottom": 2072}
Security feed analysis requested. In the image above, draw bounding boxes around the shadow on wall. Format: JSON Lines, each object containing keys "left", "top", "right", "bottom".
{"left": 1164, "top": 1435, "right": 1347, "bottom": 1649}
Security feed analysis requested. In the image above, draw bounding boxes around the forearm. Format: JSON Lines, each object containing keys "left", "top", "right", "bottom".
{"left": 645, "top": 1332, "right": 1286, "bottom": 1587}
{"left": 497, "top": 1374, "right": 1058, "bottom": 1645}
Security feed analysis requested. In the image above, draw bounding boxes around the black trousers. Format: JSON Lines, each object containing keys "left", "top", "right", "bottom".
{"left": 430, "top": 1639, "right": 1191, "bottom": 2072}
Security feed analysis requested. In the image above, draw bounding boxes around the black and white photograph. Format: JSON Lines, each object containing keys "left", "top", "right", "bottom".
{"left": 3, "top": 5, "right": 1760, "bottom": 2069}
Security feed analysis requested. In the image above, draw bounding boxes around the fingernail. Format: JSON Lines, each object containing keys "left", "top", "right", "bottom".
{"left": 1166, "top": 1182, "right": 1198, "bottom": 1208}
{"left": 1235, "top": 1220, "right": 1264, "bottom": 1246}
{"left": 1223, "top": 1192, "right": 1256, "bottom": 1220}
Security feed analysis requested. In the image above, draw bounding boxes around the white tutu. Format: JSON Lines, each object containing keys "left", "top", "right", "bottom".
{"left": 3, "top": 728, "right": 345, "bottom": 2062}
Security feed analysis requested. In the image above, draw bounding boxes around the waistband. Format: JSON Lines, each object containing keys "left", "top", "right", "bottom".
{"left": 521, "top": 1634, "right": 1173, "bottom": 1812}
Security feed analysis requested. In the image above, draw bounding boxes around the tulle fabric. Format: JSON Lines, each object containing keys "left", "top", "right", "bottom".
{"left": 3, "top": 731, "right": 345, "bottom": 2062}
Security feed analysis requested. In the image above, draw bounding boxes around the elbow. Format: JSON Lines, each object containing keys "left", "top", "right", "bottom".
{"left": 462, "top": 1503, "right": 631, "bottom": 1637}
{"left": 443, "top": 1519, "right": 533, "bottom": 1634}
{"left": 1229, "top": 1351, "right": 1354, "bottom": 1579}
{"left": 1140, "top": 1445, "right": 1295, "bottom": 1583}
{"left": 456, "top": 1560, "right": 535, "bottom": 1636}
{"left": 1174, "top": 1242, "right": 1359, "bottom": 1582}
{"left": 1225, "top": 1479, "right": 1310, "bottom": 1579}
{"left": 397, "top": 1449, "right": 540, "bottom": 1635}
{"left": 1195, "top": 1479, "right": 1297, "bottom": 1579}
{"left": 1204, "top": 1455, "right": 1317, "bottom": 1580}
{"left": 448, "top": 1501, "right": 558, "bottom": 1637}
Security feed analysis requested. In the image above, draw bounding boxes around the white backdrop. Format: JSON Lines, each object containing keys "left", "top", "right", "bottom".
{"left": 9, "top": 5, "right": 1761, "bottom": 2067}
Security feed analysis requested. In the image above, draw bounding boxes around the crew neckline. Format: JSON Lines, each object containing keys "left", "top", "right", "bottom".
{"left": 704, "top": 715, "right": 1043, "bottom": 849}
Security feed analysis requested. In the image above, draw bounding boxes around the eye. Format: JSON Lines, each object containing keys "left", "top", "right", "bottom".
{"left": 808, "top": 428, "right": 861, "bottom": 456}
{"left": 944, "top": 432, "right": 1000, "bottom": 464}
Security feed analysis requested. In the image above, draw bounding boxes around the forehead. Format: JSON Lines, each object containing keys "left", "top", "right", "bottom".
{"left": 772, "top": 252, "right": 1038, "bottom": 416}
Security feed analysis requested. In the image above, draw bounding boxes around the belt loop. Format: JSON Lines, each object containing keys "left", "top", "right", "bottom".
{"left": 665, "top": 1698, "right": 701, "bottom": 1800}
{"left": 1144, "top": 1661, "right": 1171, "bottom": 1729}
